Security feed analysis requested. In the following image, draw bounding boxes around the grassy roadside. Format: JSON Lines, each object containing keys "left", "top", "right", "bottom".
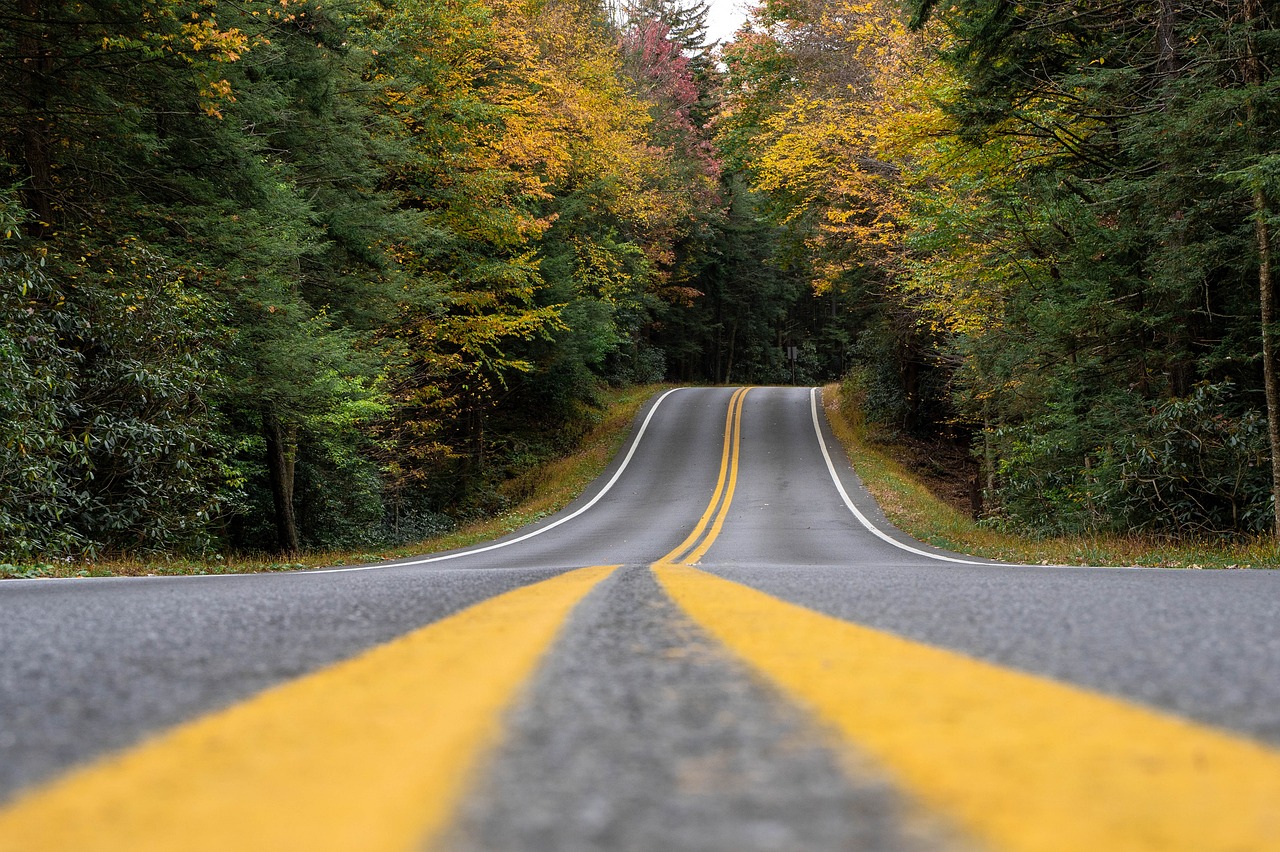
{"left": 823, "top": 382, "right": 1280, "bottom": 569}
{"left": 1, "top": 384, "right": 670, "bottom": 580}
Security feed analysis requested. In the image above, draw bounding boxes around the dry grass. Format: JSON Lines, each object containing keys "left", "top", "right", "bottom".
{"left": 1, "top": 385, "right": 669, "bottom": 580}
{"left": 822, "top": 383, "right": 1280, "bottom": 570}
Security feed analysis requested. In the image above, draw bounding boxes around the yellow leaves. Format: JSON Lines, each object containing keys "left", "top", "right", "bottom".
{"left": 202, "top": 78, "right": 234, "bottom": 99}
{"left": 181, "top": 19, "right": 248, "bottom": 62}
{"left": 197, "top": 77, "right": 236, "bottom": 118}
{"left": 723, "top": 0, "right": 1023, "bottom": 329}
{"left": 378, "top": 0, "right": 581, "bottom": 202}
{"left": 722, "top": 0, "right": 938, "bottom": 280}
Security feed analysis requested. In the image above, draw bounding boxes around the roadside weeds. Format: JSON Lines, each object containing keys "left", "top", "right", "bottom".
{"left": 1, "top": 385, "right": 669, "bottom": 580}
{"left": 822, "top": 383, "right": 1279, "bottom": 570}
{"left": 7, "top": 381, "right": 1275, "bottom": 579}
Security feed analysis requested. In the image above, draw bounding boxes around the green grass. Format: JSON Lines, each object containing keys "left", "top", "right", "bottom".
{"left": 0, "top": 384, "right": 669, "bottom": 580}
{"left": 822, "top": 382, "right": 1280, "bottom": 570}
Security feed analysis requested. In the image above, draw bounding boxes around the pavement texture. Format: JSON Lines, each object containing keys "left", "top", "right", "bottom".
{"left": 443, "top": 566, "right": 957, "bottom": 852}
{"left": 0, "top": 567, "right": 565, "bottom": 796}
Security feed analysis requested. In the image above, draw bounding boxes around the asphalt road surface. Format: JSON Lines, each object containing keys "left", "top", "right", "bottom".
{"left": 1, "top": 386, "right": 1278, "bottom": 852}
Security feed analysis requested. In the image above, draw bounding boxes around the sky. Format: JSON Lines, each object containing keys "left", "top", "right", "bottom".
{"left": 704, "top": 0, "right": 751, "bottom": 45}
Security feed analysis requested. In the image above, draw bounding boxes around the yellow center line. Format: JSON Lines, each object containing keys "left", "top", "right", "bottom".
{"left": 0, "top": 565, "right": 618, "bottom": 852}
{"left": 658, "top": 386, "right": 750, "bottom": 566}
{"left": 654, "top": 563, "right": 1280, "bottom": 852}
{"left": 681, "top": 388, "right": 748, "bottom": 566}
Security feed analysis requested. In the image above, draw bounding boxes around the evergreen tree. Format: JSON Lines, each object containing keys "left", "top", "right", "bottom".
{"left": 899, "top": 0, "right": 1280, "bottom": 535}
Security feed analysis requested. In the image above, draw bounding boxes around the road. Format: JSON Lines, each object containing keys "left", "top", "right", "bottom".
{"left": 1, "top": 386, "right": 1278, "bottom": 851}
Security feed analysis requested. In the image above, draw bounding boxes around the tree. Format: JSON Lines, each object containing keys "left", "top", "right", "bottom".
{"left": 897, "top": 0, "right": 1280, "bottom": 536}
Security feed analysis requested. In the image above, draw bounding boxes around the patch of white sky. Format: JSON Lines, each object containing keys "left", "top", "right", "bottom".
{"left": 703, "top": 0, "right": 751, "bottom": 45}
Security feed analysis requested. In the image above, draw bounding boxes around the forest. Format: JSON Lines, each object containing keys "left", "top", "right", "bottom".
{"left": 2, "top": 0, "right": 1278, "bottom": 560}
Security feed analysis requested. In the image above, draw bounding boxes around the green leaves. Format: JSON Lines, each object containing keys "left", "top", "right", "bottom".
{"left": 713, "top": 0, "right": 1280, "bottom": 537}
{"left": 0, "top": 202, "right": 229, "bottom": 559}
{"left": 0, "top": 0, "right": 813, "bottom": 559}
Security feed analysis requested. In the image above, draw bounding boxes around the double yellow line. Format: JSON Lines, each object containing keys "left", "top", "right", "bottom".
{"left": 656, "top": 564, "right": 1280, "bottom": 852}
{"left": 9, "top": 385, "right": 1280, "bottom": 852}
{"left": 0, "top": 566, "right": 619, "bottom": 852}
{"left": 648, "top": 385, "right": 1280, "bottom": 852}
{"left": 0, "top": 388, "right": 759, "bottom": 852}
{"left": 656, "top": 386, "right": 751, "bottom": 567}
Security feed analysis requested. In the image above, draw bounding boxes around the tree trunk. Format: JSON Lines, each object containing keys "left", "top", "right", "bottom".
{"left": 725, "top": 319, "right": 737, "bottom": 384}
{"left": 1156, "top": 0, "right": 1182, "bottom": 81}
{"left": 472, "top": 407, "right": 486, "bottom": 472}
{"left": 14, "top": 0, "right": 54, "bottom": 235}
{"left": 901, "top": 355, "right": 919, "bottom": 432}
{"left": 969, "top": 459, "right": 983, "bottom": 520}
{"left": 1243, "top": 0, "right": 1280, "bottom": 540}
{"left": 1256, "top": 186, "right": 1280, "bottom": 541}
{"left": 263, "top": 412, "right": 301, "bottom": 555}
{"left": 983, "top": 401, "right": 996, "bottom": 509}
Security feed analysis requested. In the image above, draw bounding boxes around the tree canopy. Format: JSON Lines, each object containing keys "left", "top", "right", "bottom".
{"left": 2, "top": 0, "right": 1277, "bottom": 559}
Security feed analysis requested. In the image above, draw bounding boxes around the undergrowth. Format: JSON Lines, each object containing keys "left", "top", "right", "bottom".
{"left": 1, "top": 384, "right": 668, "bottom": 580}
{"left": 10, "top": 380, "right": 1274, "bottom": 579}
{"left": 823, "top": 382, "right": 1279, "bottom": 569}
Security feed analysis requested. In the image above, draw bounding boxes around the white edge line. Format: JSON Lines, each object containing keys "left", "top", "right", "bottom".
{"left": 809, "top": 388, "right": 1167, "bottom": 572}
{"left": 9, "top": 388, "right": 684, "bottom": 583}
{"left": 303, "top": 387, "right": 689, "bottom": 574}
{"left": 809, "top": 387, "right": 993, "bottom": 566}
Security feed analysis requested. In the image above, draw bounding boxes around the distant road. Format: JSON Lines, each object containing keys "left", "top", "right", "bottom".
{"left": 2, "top": 386, "right": 1278, "bottom": 851}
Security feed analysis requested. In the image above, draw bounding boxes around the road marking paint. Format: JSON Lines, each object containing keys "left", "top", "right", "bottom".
{"left": 658, "top": 387, "right": 749, "bottom": 566}
{"left": 655, "top": 563, "right": 1280, "bottom": 852}
{"left": 809, "top": 387, "right": 991, "bottom": 565}
{"left": 303, "top": 389, "right": 689, "bottom": 574}
{"left": 682, "top": 387, "right": 748, "bottom": 566}
{"left": 0, "top": 565, "right": 618, "bottom": 852}
{"left": 658, "top": 387, "right": 745, "bottom": 564}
